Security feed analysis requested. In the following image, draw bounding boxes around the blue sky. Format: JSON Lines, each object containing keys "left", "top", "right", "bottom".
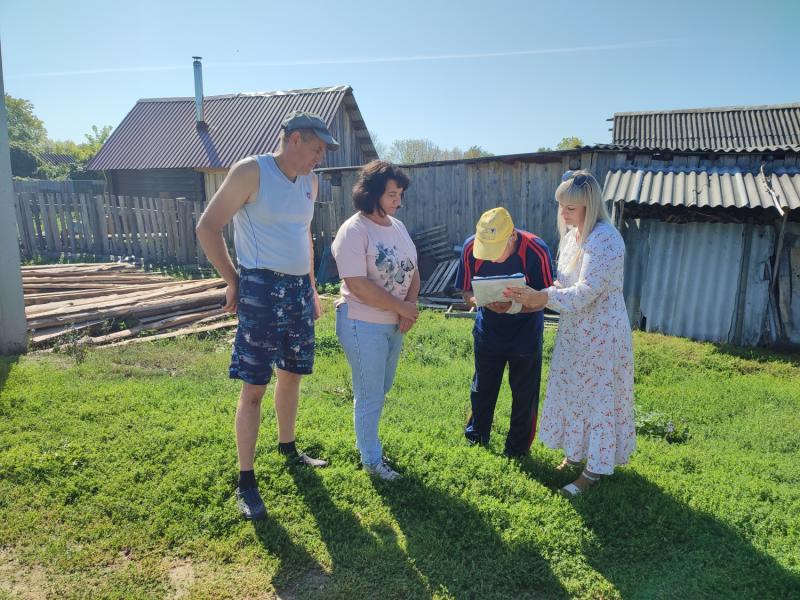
{"left": 1, "top": 0, "right": 798, "bottom": 155}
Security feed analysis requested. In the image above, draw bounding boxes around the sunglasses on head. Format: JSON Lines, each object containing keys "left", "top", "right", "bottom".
{"left": 562, "top": 170, "right": 590, "bottom": 187}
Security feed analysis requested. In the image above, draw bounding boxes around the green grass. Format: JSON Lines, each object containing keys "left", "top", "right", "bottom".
{"left": 1, "top": 304, "right": 799, "bottom": 599}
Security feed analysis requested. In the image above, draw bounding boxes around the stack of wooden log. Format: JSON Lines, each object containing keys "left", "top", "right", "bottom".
{"left": 23, "top": 263, "right": 236, "bottom": 348}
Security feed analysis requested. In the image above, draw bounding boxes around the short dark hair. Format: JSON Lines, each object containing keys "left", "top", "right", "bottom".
{"left": 352, "top": 160, "right": 410, "bottom": 215}
{"left": 280, "top": 127, "right": 317, "bottom": 146}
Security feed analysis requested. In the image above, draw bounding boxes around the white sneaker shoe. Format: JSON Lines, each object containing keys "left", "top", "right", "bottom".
{"left": 363, "top": 459, "right": 400, "bottom": 481}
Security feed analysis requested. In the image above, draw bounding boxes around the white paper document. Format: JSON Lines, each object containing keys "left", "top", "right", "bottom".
{"left": 470, "top": 273, "right": 527, "bottom": 307}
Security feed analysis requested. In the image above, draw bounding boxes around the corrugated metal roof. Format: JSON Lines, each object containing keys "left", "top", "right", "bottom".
{"left": 39, "top": 152, "right": 75, "bottom": 166}
{"left": 88, "top": 86, "right": 365, "bottom": 170}
{"left": 603, "top": 167, "right": 800, "bottom": 212}
{"left": 611, "top": 103, "right": 800, "bottom": 152}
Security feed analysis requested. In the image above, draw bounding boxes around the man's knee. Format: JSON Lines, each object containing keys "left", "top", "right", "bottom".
{"left": 275, "top": 368, "right": 303, "bottom": 388}
{"left": 240, "top": 383, "right": 267, "bottom": 407}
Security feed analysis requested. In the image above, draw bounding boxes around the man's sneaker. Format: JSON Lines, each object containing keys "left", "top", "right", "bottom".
{"left": 286, "top": 450, "right": 328, "bottom": 468}
{"left": 235, "top": 487, "right": 266, "bottom": 521}
{"left": 465, "top": 433, "right": 488, "bottom": 447}
{"left": 363, "top": 459, "right": 400, "bottom": 481}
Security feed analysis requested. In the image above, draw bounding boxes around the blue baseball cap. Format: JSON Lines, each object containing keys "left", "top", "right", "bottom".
{"left": 281, "top": 110, "right": 340, "bottom": 151}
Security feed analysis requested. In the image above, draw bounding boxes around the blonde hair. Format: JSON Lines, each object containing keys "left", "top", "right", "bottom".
{"left": 554, "top": 170, "right": 611, "bottom": 270}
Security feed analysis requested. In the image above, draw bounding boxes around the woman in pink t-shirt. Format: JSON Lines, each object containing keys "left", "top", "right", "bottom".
{"left": 332, "top": 160, "right": 419, "bottom": 480}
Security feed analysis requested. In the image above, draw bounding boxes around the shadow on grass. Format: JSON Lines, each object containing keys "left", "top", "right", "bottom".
{"left": 710, "top": 341, "right": 800, "bottom": 368}
{"left": 518, "top": 456, "right": 800, "bottom": 599}
{"left": 373, "top": 471, "right": 569, "bottom": 600}
{"left": 287, "top": 464, "right": 431, "bottom": 599}
{"left": 251, "top": 513, "right": 325, "bottom": 598}
{"left": 0, "top": 354, "right": 20, "bottom": 395}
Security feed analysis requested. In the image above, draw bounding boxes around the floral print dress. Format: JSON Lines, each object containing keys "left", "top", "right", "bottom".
{"left": 540, "top": 221, "right": 636, "bottom": 474}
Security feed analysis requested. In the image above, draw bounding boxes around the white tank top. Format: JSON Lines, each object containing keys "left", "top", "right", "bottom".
{"left": 232, "top": 154, "right": 314, "bottom": 275}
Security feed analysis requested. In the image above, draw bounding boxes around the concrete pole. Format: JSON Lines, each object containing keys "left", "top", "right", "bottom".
{"left": 0, "top": 37, "right": 28, "bottom": 354}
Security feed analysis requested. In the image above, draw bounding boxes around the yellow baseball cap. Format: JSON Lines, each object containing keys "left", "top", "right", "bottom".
{"left": 473, "top": 207, "right": 515, "bottom": 260}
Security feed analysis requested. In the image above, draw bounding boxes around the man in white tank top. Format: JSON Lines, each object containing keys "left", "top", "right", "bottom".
{"left": 197, "top": 111, "right": 339, "bottom": 520}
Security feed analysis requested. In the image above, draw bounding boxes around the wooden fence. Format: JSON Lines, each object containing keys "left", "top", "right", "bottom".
{"left": 13, "top": 192, "right": 227, "bottom": 265}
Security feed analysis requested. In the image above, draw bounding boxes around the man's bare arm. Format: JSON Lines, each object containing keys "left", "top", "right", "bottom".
{"left": 196, "top": 158, "right": 258, "bottom": 311}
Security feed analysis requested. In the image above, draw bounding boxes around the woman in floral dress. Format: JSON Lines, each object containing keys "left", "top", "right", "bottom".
{"left": 504, "top": 170, "right": 635, "bottom": 497}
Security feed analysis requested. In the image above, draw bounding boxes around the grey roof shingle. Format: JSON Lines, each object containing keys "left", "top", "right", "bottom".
{"left": 611, "top": 103, "right": 800, "bottom": 152}
{"left": 603, "top": 167, "right": 800, "bottom": 212}
{"left": 87, "top": 85, "right": 373, "bottom": 170}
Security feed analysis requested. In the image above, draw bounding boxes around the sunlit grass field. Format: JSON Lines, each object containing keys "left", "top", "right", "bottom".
{"left": 1, "top": 304, "right": 798, "bottom": 599}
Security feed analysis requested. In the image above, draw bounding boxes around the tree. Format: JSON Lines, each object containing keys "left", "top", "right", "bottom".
{"left": 463, "top": 145, "right": 494, "bottom": 159}
{"left": 369, "top": 132, "right": 387, "bottom": 160}
{"left": 4, "top": 93, "right": 111, "bottom": 179}
{"left": 4, "top": 94, "right": 47, "bottom": 150}
{"left": 385, "top": 138, "right": 493, "bottom": 164}
{"left": 83, "top": 125, "right": 112, "bottom": 154}
{"left": 9, "top": 143, "right": 39, "bottom": 178}
{"left": 555, "top": 136, "right": 584, "bottom": 150}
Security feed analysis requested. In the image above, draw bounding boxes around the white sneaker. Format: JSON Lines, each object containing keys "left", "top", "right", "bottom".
{"left": 363, "top": 459, "right": 400, "bottom": 481}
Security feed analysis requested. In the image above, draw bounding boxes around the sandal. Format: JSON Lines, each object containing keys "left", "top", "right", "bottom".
{"left": 559, "top": 470, "right": 602, "bottom": 498}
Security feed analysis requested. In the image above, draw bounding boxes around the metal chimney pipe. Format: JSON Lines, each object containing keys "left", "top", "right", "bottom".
{"left": 192, "top": 56, "right": 204, "bottom": 123}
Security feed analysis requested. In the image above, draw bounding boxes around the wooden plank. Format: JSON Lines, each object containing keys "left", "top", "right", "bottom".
{"left": 139, "top": 304, "right": 224, "bottom": 324}
{"left": 45, "top": 193, "right": 62, "bottom": 254}
{"left": 29, "top": 193, "right": 44, "bottom": 253}
{"left": 107, "top": 194, "right": 120, "bottom": 255}
{"left": 17, "top": 193, "right": 32, "bottom": 258}
{"left": 166, "top": 198, "right": 180, "bottom": 262}
{"left": 87, "top": 306, "right": 225, "bottom": 345}
{"left": 101, "top": 319, "right": 237, "bottom": 348}
{"left": 179, "top": 199, "right": 193, "bottom": 264}
{"left": 429, "top": 260, "right": 453, "bottom": 294}
{"left": 120, "top": 196, "right": 136, "bottom": 257}
{"left": 26, "top": 288, "right": 226, "bottom": 330}
{"left": 438, "top": 259, "right": 460, "bottom": 293}
{"left": 13, "top": 191, "right": 28, "bottom": 258}
{"left": 193, "top": 200, "right": 206, "bottom": 266}
{"left": 420, "top": 261, "right": 449, "bottom": 295}
{"left": 62, "top": 193, "right": 77, "bottom": 254}
{"left": 118, "top": 194, "right": 131, "bottom": 256}
{"left": 23, "top": 282, "right": 164, "bottom": 293}
{"left": 25, "top": 286, "right": 147, "bottom": 306}
{"left": 13, "top": 192, "right": 28, "bottom": 257}
{"left": 130, "top": 196, "right": 143, "bottom": 257}
{"left": 56, "top": 193, "right": 70, "bottom": 252}
{"left": 78, "top": 194, "right": 93, "bottom": 253}
{"left": 174, "top": 199, "right": 185, "bottom": 263}
{"left": 18, "top": 193, "right": 35, "bottom": 256}
{"left": 69, "top": 193, "right": 82, "bottom": 253}
{"left": 21, "top": 262, "right": 131, "bottom": 271}
{"left": 21, "top": 264, "right": 133, "bottom": 276}
{"left": 22, "top": 273, "right": 173, "bottom": 283}
{"left": 27, "top": 279, "right": 224, "bottom": 319}
{"left": 48, "top": 193, "right": 62, "bottom": 252}
{"left": 152, "top": 197, "right": 168, "bottom": 262}
{"left": 94, "top": 195, "right": 109, "bottom": 255}
{"left": 37, "top": 192, "right": 51, "bottom": 253}
{"left": 132, "top": 197, "right": 148, "bottom": 263}
{"left": 145, "top": 197, "right": 159, "bottom": 261}
{"left": 29, "top": 319, "right": 106, "bottom": 346}
{"left": 413, "top": 224, "right": 447, "bottom": 237}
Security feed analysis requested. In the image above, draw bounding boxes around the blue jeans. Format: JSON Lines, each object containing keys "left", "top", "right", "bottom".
{"left": 335, "top": 303, "right": 404, "bottom": 466}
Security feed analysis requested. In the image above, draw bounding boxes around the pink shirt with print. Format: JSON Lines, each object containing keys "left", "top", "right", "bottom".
{"left": 332, "top": 213, "right": 418, "bottom": 324}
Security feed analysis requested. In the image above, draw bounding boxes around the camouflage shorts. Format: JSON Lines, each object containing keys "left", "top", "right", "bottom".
{"left": 229, "top": 267, "right": 315, "bottom": 385}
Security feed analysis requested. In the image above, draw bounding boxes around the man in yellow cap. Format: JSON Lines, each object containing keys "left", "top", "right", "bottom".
{"left": 455, "top": 207, "right": 554, "bottom": 457}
